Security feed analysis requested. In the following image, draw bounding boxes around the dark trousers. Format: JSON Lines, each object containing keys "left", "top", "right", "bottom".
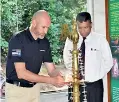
{"left": 68, "top": 79, "right": 103, "bottom": 102}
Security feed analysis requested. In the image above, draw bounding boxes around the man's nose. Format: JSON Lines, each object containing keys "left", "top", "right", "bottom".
{"left": 82, "top": 28, "right": 86, "bottom": 32}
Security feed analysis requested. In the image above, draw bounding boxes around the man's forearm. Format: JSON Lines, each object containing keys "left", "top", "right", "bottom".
{"left": 18, "top": 69, "right": 52, "bottom": 84}
{"left": 48, "top": 69, "right": 60, "bottom": 77}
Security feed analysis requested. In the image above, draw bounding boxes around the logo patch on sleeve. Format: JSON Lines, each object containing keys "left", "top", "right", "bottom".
{"left": 12, "top": 49, "right": 21, "bottom": 57}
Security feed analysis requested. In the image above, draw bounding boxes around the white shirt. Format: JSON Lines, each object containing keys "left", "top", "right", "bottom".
{"left": 63, "top": 32, "right": 113, "bottom": 82}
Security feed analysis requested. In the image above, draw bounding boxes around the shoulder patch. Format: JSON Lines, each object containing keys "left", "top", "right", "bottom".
{"left": 12, "top": 49, "right": 21, "bottom": 57}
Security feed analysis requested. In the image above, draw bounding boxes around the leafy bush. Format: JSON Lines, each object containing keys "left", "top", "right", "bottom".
{"left": 0, "top": 37, "right": 8, "bottom": 62}
{"left": 1, "top": 0, "right": 86, "bottom": 64}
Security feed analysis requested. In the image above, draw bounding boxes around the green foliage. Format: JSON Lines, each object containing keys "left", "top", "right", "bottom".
{"left": 1, "top": 0, "right": 86, "bottom": 64}
{"left": 1, "top": 0, "right": 19, "bottom": 41}
{"left": 0, "top": 37, "right": 8, "bottom": 62}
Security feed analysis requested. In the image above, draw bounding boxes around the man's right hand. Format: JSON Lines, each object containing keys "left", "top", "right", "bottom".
{"left": 50, "top": 75, "right": 65, "bottom": 87}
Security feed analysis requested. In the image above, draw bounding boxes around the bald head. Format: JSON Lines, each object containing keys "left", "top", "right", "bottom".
{"left": 32, "top": 10, "right": 51, "bottom": 24}
{"left": 30, "top": 10, "right": 51, "bottom": 39}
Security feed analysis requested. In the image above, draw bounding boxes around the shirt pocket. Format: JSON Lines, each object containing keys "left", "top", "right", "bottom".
{"left": 86, "top": 46, "right": 101, "bottom": 60}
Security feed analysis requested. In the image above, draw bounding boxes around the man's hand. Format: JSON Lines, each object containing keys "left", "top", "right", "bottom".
{"left": 63, "top": 72, "right": 80, "bottom": 86}
{"left": 50, "top": 74, "right": 65, "bottom": 87}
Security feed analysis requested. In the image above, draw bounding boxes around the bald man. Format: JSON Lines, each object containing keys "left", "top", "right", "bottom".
{"left": 6, "top": 10, "right": 65, "bottom": 102}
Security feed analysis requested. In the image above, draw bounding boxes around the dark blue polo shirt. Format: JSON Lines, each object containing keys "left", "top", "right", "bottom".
{"left": 6, "top": 28, "right": 53, "bottom": 83}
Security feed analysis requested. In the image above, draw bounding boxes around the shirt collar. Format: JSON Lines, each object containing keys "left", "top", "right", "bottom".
{"left": 85, "top": 32, "right": 93, "bottom": 42}
{"left": 79, "top": 31, "right": 93, "bottom": 42}
{"left": 25, "top": 27, "right": 41, "bottom": 43}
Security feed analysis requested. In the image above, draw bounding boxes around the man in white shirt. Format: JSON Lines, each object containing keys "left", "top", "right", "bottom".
{"left": 63, "top": 12, "right": 113, "bottom": 102}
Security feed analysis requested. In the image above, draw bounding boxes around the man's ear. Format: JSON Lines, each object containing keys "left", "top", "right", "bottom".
{"left": 31, "top": 20, "right": 36, "bottom": 27}
{"left": 90, "top": 22, "right": 92, "bottom": 28}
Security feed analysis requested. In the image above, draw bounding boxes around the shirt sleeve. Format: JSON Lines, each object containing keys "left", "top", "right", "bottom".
{"left": 7, "top": 36, "right": 25, "bottom": 63}
{"left": 100, "top": 36, "right": 113, "bottom": 77}
{"left": 63, "top": 37, "right": 73, "bottom": 70}
{"left": 43, "top": 41, "right": 53, "bottom": 63}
